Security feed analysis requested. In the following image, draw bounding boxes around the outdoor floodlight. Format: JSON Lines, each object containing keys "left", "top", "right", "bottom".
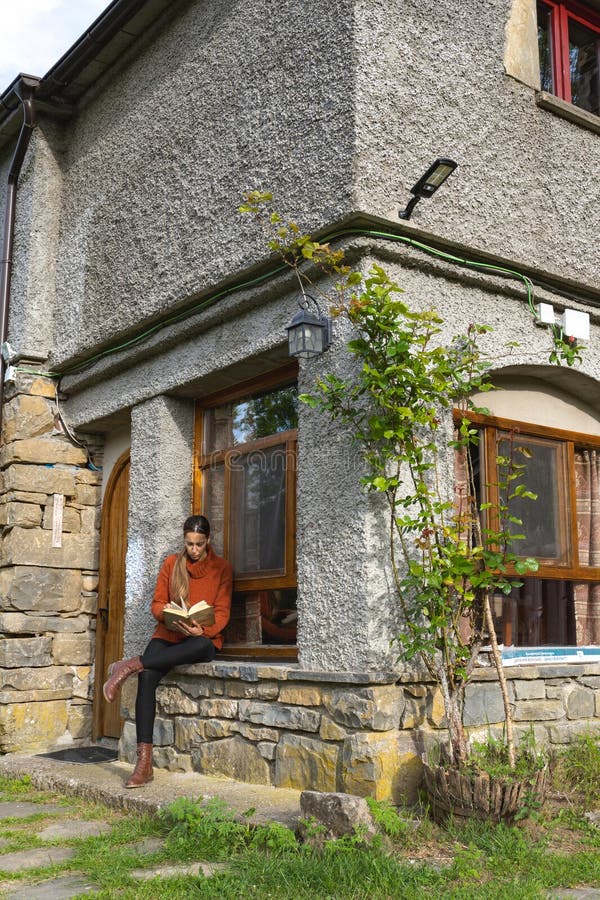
{"left": 286, "top": 294, "right": 332, "bottom": 359}
{"left": 398, "top": 157, "right": 458, "bottom": 220}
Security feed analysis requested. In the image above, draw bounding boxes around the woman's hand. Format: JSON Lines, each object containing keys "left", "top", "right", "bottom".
{"left": 173, "top": 620, "right": 204, "bottom": 637}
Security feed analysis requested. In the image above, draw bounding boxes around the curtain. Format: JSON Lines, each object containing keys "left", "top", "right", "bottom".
{"left": 574, "top": 449, "right": 600, "bottom": 644}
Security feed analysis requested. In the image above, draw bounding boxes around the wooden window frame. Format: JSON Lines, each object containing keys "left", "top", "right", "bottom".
{"left": 193, "top": 364, "right": 299, "bottom": 659}
{"left": 538, "top": 0, "right": 600, "bottom": 110}
{"left": 457, "top": 410, "right": 600, "bottom": 583}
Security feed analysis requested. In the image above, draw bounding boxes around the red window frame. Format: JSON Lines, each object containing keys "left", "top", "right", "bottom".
{"left": 538, "top": 0, "right": 600, "bottom": 107}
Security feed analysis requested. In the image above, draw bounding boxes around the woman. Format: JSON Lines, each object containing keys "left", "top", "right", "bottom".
{"left": 102, "top": 515, "right": 232, "bottom": 788}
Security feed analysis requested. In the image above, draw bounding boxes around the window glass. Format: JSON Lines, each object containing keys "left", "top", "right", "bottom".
{"left": 203, "top": 462, "right": 225, "bottom": 555}
{"left": 574, "top": 447, "right": 600, "bottom": 567}
{"left": 469, "top": 413, "right": 600, "bottom": 651}
{"left": 568, "top": 16, "right": 600, "bottom": 114}
{"left": 492, "top": 578, "right": 576, "bottom": 645}
{"left": 224, "top": 588, "right": 298, "bottom": 646}
{"left": 230, "top": 443, "right": 287, "bottom": 574}
{"left": 536, "top": 1, "right": 600, "bottom": 115}
{"left": 498, "top": 435, "right": 569, "bottom": 561}
{"left": 203, "top": 386, "right": 298, "bottom": 454}
{"left": 196, "top": 377, "right": 298, "bottom": 653}
{"left": 537, "top": 1, "right": 554, "bottom": 92}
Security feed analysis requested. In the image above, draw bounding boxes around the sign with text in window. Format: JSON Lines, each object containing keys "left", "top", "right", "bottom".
{"left": 502, "top": 646, "right": 600, "bottom": 665}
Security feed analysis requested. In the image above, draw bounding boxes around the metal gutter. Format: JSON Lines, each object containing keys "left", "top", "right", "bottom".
{"left": 0, "top": 0, "right": 177, "bottom": 142}
{"left": 35, "top": 0, "right": 150, "bottom": 102}
{"left": 0, "top": 76, "right": 39, "bottom": 427}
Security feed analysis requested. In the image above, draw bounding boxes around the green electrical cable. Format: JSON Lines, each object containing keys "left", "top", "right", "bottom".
{"left": 323, "top": 227, "right": 538, "bottom": 317}
{"left": 15, "top": 226, "right": 544, "bottom": 381}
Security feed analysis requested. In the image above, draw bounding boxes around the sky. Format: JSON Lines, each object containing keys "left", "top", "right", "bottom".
{"left": 0, "top": 0, "right": 110, "bottom": 92}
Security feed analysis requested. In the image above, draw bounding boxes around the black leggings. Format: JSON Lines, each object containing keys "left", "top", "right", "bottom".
{"left": 136, "top": 637, "right": 216, "bottom": 743}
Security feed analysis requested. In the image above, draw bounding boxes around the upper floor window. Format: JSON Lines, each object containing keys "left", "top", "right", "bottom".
{"left": 537, "top": 0, "right": 600, "bottom": 116}
{"left": 194, "top": 366, "right": 298, "bottom": 657}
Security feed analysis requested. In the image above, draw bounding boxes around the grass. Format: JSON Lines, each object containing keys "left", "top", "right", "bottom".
{"left": 0, "top": 738, "right": 597, "bottom": 898}
{"left": 552, "top": 732, "right": 600, "bottom": 808}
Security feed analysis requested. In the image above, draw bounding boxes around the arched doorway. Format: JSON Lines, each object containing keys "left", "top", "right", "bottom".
{"left": 93, "top": 450, "right": 130, "bottom": 740}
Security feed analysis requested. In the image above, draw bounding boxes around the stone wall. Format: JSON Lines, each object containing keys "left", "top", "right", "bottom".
{"left": 0, "top": 370, "right": 101, "bottom": 751}
{"left": 119, "top": 660, "right": 600, "bottom": 803}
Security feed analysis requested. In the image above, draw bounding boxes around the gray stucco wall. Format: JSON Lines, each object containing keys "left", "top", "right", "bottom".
{"left": 4, "top": 119, "right": 64, "bottom": 363}
{"left": 354, "top": 0, "right": 600, "bottom": 286}
{"left": 47, "top": 0, "right": 356, "bottom": 367}
{"left": 6, "top": 0, "right": 599, "bottom": 372}
{"left": 125, "top": 394, "right": 195, "bottom": 655}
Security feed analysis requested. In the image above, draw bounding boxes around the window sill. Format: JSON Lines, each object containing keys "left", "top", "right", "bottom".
{"left": 219, "top": 644, "right": 298, "bottom": 661}
{"left": 536, "top": 91, "right": 600, "bottom": 135}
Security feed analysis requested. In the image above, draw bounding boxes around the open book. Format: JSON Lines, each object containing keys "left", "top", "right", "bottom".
{"left": 162, "top": 598, "right": 215, "bottom": 631}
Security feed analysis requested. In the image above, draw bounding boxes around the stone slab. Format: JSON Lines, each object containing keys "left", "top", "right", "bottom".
{"left": 0, "top": 667, "right": 73, "bottom": 692}
{"left": 300, "top": 791, "right": 377, "bottom": 839}
{"left": 130, "top": 861, "right": 227, "bottom": 879}
{"left": 1, "top": 394, "right": 54, "bottom": 442}
{"left": 0, "top": 613, "right": 88, "bottom": 634}
{"left": 2, "top": 465, "right": 75, "bottom": 497}
{"left": 0, "top": 527, "right": 97, "bottom": 571}
{"left": 238, "top": 700, "right": 320, "bottom": 732}
{"left": 0, "top": 846, "right": 75, "bottom": 872}
{"left": 0, "top": 636, "right": 53, "bottom": 668}
{"left": 124, "top": 837, "right": 165, "bottom": 855}
{"left": 0, "top": 438, "right": 87, "bottom": 467}
{"left": 0, "top": 701, "right": 69, "bottom": 752}
{"left": 192, "top": 735, "right": 271, "bottom": 785}
{"left": 0, "top": 802, "right": 70, "bottom": 819}
{"left": 0, "top": 567, "right": 81, "bottom": 613}
{"left": 37, "top": 820, "right": 113, "bottom": 840}
{"left": 0, "top": 501, "right": 43, "bottom": 528}
{"left": 275, "top": 734, "right": 339, "bottom": 792}
{"left": 4, "top": 874, "right": 98, "bottom": 899}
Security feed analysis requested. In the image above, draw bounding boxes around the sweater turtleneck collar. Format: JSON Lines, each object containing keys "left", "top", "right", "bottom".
{"left": 185, "top": 546, "right": 213, "bottom": 578}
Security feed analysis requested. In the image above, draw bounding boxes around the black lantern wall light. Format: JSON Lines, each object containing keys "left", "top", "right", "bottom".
{"left": 286, "top": 293, "right": 332, "bottom": 359}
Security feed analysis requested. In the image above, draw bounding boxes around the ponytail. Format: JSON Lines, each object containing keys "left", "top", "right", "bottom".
{"left": 169, "top": 550, "right": 189, "bottom": 604}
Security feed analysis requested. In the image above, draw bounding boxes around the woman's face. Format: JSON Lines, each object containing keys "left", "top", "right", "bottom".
{"left": 184, "top": 531, "right": 209, "bottom": 562}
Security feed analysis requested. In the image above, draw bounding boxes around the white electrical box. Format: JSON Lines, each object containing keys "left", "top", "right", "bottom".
{"left": 536, "top": 302, "right": 555, "bottom": 325}
{"left": 561, "top": 309, "right": 590, "bottom": 341}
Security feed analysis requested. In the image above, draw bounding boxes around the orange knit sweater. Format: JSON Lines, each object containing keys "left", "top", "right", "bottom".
{"left": 150, "top": 548, "right": 233, "bottom": 649}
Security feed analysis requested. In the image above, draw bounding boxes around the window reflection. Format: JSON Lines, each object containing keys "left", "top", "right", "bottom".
{"left": 569, "top": 17, "right": 600, "bottom": 114}
{"left": 224, "top": 589, "right": 298, "bottom": 645}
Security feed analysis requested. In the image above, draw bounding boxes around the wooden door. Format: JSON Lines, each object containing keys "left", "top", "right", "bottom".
{"left": 93, "top": 450, "right": 130, "bottom": 740}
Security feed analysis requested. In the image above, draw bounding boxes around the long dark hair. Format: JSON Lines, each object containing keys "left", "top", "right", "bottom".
{"left": 169, "top": 515, "right": 211, "bottom": 603}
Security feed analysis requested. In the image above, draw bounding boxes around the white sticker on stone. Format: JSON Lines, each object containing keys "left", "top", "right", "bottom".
{"left": 52, "top": 493, "right": 64, "bottom": 547}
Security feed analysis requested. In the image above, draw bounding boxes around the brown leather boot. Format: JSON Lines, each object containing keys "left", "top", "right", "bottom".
{"left": 102, "top": 656, "right": 143, "bottom": 703}
{"left": 125, "top": 743, "right": 154, "bottom": 788}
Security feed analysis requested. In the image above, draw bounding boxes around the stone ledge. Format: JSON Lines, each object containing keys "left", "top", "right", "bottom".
{"left": 536, "top": 90, "right": 600, "bottom": 135}
{"left": 288, "top": 669, "right": 398, "bottom": 685}
{"left": 477, "top": 663, "right": 600, "bottom": 680}
{"left": 173, "top": 661, "right": 398, "bottom": 685}
{"left": 399, "top": 662, "right": 600, "bottom": 685}
{"left": 0, "top": 690, "right": 72, "bottom": 703}
{"left": 171, "top": 659, "right": 600, "bottom": 686}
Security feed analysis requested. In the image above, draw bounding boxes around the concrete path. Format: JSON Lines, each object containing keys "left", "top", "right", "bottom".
{"left": 0, "top": 751, "right": 301, "bottom": 827}
{"left": 0, "top": 750, "right": 302, "bottom": 898}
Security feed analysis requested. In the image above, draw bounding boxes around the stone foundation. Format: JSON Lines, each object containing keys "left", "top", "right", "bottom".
{"left": 118, "top": 660, "right": 600, "bottom": 803}
{"left": 0, "top": 370, "right": 101, "bottom": 751}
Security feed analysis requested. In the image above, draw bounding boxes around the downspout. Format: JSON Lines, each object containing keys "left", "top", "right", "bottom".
{"left": 0, "top": 76, "right": 38, "bottom": 438}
